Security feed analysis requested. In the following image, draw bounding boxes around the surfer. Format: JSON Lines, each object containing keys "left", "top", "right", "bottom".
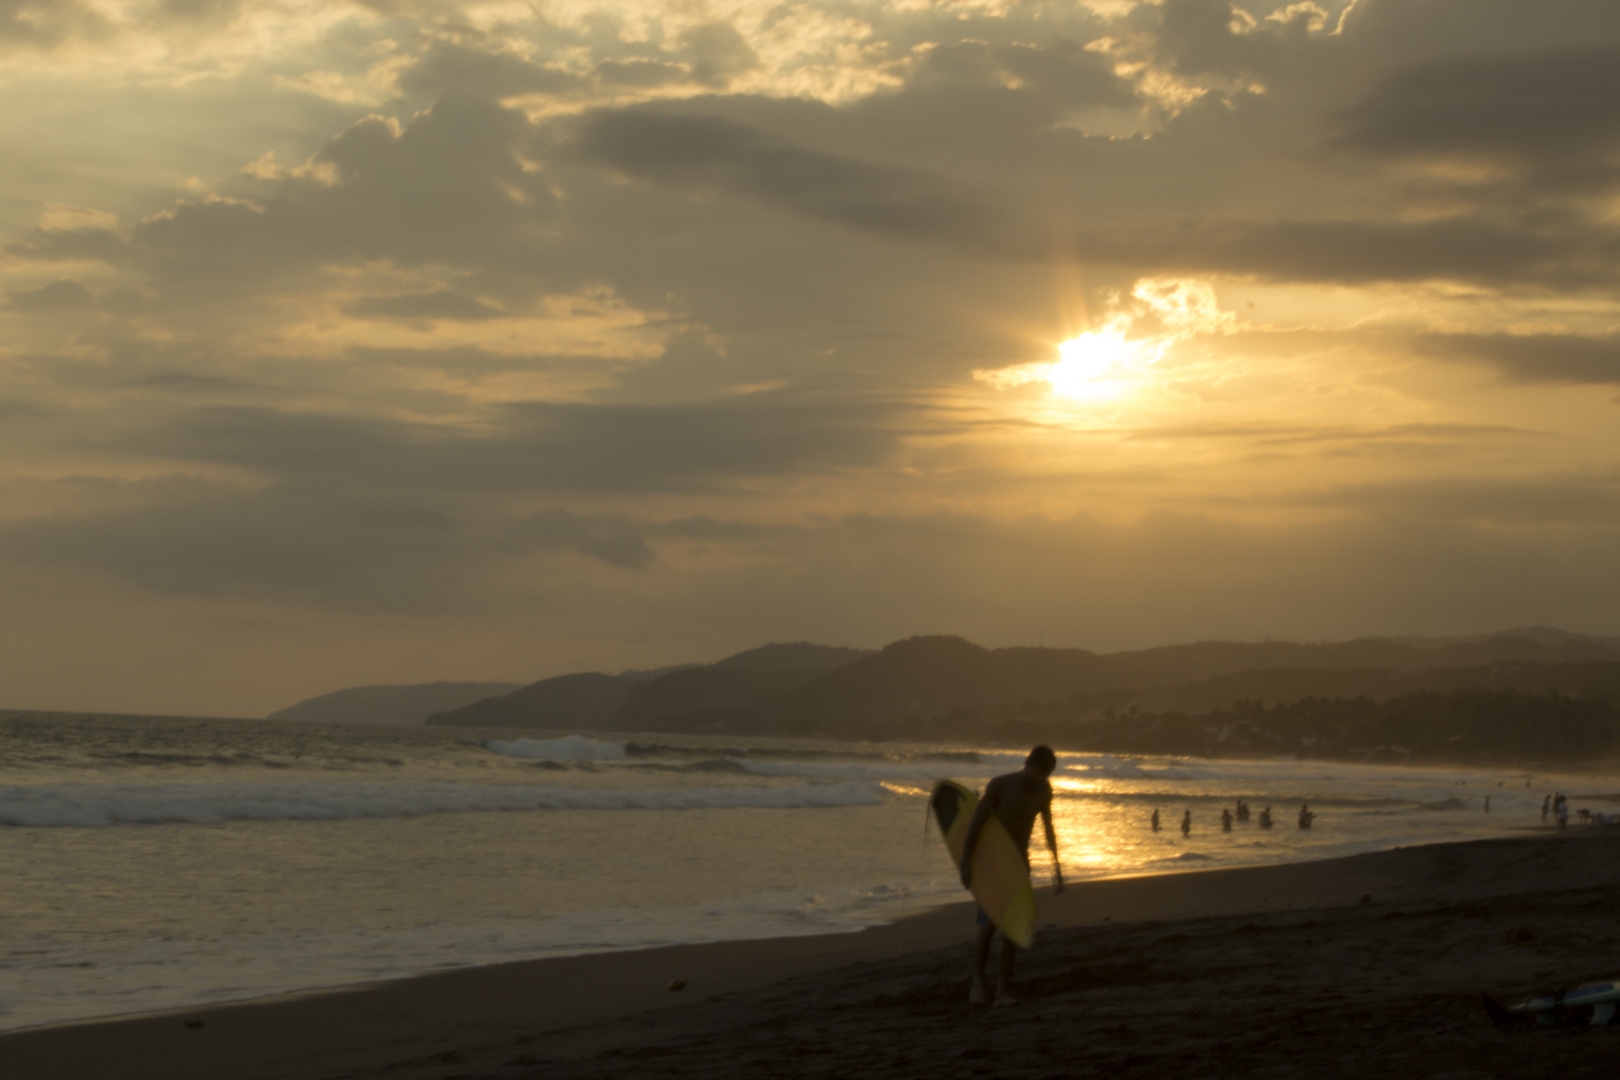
{"left": 1180, "top": 810, "right": 1191, "bottom": 837}
{"left": 1221, "top": 808, "right": 1233, "bottom": 832}
{"left": 960, "top": 745, "right": 1062, "bottom": 1007}
{"left": 1151, "top": 809, "right": 1160, "bottom": 832}
{"left": 1258, "top": 807, "right": 1273, "bottom": 829}
{"left": 1298, "top": 804, "right": 1314, "bottom": 830}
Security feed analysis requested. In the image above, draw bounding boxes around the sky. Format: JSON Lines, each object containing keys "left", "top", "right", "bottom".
{"left": 3, "top": 0, "right": 1620, "bottom": 717}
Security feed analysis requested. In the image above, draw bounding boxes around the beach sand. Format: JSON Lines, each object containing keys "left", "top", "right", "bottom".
{"left": 6, "top": 830, "right": 1619, "bottom": 1079}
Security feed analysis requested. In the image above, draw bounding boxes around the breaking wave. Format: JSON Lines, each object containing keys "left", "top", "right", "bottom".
{"left": 483, "top": 736, "right": 628, "bottom": 761}
{"left": 0, "top": 780, "right": 888, "bottom": 828}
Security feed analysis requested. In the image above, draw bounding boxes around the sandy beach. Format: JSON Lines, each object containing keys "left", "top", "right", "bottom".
{"left": 5, "top": 828, "right": 1620, "bottom": 1079}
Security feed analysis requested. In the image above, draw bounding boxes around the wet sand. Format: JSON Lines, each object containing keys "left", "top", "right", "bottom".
{"left": 6, "top": 830, "right": 1619, "bottom": 1079}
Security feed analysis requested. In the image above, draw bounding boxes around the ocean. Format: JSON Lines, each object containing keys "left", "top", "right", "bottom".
{"left": 2, "top": 712, "right": 1612, "bottom": 1033}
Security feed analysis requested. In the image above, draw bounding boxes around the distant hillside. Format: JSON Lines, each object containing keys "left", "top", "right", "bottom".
{"left": 268, "top": 682, "right": 521, "bottom": 726}
{"left": 1389, "top": 626, "right": 1620, "bottom": 651}
{"left": 427, "top": 642, "right": 875, "bottom": 729}
{"left": 423, "top": 631, "right": 1620, "bottom": 760}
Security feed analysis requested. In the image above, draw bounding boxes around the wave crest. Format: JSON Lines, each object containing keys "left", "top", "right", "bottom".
{"left": 0, "top": 780, "right": 887, "bottom": 828}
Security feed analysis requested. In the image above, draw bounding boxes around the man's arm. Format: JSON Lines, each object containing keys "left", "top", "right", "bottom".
{"left": 1042, "top": 801, "right": 1064, "bottom": 894}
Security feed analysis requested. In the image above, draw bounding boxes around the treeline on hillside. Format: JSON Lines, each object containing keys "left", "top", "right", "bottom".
{"left": 669, "top": 688, "right": 1620, "bottom": 767}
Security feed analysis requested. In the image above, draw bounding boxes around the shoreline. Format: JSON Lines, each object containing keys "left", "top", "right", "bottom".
{"left": 6, "top": 828, "right": 1616, "bottom": 1080}
{"left": 1, "top": 820, "right": 1540, "bottom": 1039}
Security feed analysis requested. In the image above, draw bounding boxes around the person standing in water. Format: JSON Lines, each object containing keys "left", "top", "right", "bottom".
{"left": 1151, "top": 809, "right": 1161, "bottom": 832}
{"left": 1298, "top": 804, "right": 1314, "bottom": 829}
{"left": 1221, "top": 808, "right": 1233, "bottom": 832}
{"left": 960, "top": 745, "right": 1062, "bottom": 1007}
{"left": 1181, "top": 809, "right": 1192, "bottom": 836}
{"left": 1258, "top": 807, "right": 1273, "bottom": 828}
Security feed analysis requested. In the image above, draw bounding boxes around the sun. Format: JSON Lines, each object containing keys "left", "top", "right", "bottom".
{"left": 1048, "top": 328, "right": 1135, "bottom": 399}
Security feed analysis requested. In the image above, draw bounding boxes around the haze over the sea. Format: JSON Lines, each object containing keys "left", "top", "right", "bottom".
{"left": 3, "top": 0, "right": 1619, "bottom": 718}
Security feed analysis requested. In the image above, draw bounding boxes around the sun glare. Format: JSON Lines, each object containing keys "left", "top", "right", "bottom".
{"left": 1048, "top": 329, "right": 1134, "bottom": 399}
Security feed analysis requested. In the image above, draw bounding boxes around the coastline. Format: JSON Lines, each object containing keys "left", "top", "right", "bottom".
{"left": 6, "top": 827, "right": 1617, "bottom": 1080}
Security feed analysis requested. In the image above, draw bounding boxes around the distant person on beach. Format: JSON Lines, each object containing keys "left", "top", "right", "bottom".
{"left": 960, "top": 745, "right": 1062, "bottom": 1006}
{"left": 1484, "top": 795, "right": 1490, "bottom": 813}
{"left": 1151, "top": 809, "right": 1160, "bottom": 832}
{"left": 1542, "top": 794, "right": 1550, "bottom": 822}
{"left": 1555, "top": 793, "right": 1568, "bottom": 831}
{"left": 1258, "top": 807, "right": 1273, "bottom": 829}
{"left": 1298, "top": 804, "right": 1314, "bottom": 830}
{"left": 1181, "top": 810, "right": 1192, "bottom": 837}
{"left": 1221, "top": 808, "right": 1233, "bottom": 832}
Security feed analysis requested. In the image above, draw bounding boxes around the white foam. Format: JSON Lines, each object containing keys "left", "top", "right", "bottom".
{"left": 0, "top": 780, "right": 887, "bottom": 828}
{"left": 483, "top": 736, "right": 626, "bottom": 760}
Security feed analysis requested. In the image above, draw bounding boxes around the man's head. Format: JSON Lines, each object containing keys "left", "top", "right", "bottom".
{"left": 1025, "top": 745, "right": 1057, "bottom": 776}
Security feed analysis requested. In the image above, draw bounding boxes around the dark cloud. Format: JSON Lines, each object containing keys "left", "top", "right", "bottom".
{"left": 6, "top": 279, "right": 90, "bottom": 310}
{"left": 1154, "top": 0, "right": 1325, "bottom": 79}
{"left": 346, "top": 290, "right": 505, "bottom": 322}
{"left": 678, "top": 22, "right": 759, "bottom": 86}
{"left": 1418, "top": 331, "right": 1620, "bottom": 386}
{"left": 1337, "top": 44, "right": 1620, "bottom": 193}
{"left": 128, "top": 396, "right": 905, "bottom": 492}
{"left": 907, "top": 39, "right": 1135, "bottom": 109}
{"left": 0, "top": 0, "right": 107, "bottom": 49}
{"left": 502, "top": 508, "right": 654, "bottom": 567}
{"left": 1299, "top": 473, "right": 1620, "bottom": 526}
{"left": 1087, "top": 216, "right": 1620, "bottom": 287}
{"left": 398, "top": 39, "right": 585, "bottom": 100}
{"left": 571, "top": 110, "right": 1019, "bottom": 253}
{"left": 0, "top": 482, "right": 470, "bottom": 606}
{"left": 11, "top": 93, "right": 557, "bottom": 288}
{"left": 592, "top": 58, "right": 689, "bottom": 88}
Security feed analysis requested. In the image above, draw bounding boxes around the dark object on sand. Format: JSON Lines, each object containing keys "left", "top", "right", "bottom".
{"left": 666, "top": 979, "right": 687, "bottom": 992}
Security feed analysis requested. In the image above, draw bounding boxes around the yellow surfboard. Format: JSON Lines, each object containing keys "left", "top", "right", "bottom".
{"left": 930, "top": 779, "right": 1036, "bottom": 948}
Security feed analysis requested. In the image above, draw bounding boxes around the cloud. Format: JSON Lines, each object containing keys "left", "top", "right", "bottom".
{"left": 0, "top": 0, "right": 108, "bottom": 50}
{"left": 1083, "top": 216, "right": 1620, "bottom": 288}
{"left": 1337, "top": 43, "right": 1620, "bottom": 195}
{"left": 126, "top": 396, "right": 906, "bottom": 492}
{"left": 502, "top": 508, "right": 654, "bottom": 567}
{"left": 6, "top": 279, "right": 90, "bottom": 310}
{"left": 346, "top": 289, "right": 505, "bottom": 322}
{"left": 9, "top": 92, "right": 557, "bottom": 288}
{"left": 1419, "top": 332, "right": 1620, "bottom": 386}
{"left": 570, "top": 109, "right": 1020, "bottom": 253}
{"left": 0, "top": 481, "right": 471, "bottom": 606}
{"left": 398, "top": 39, "right": 585, "bottom": 100}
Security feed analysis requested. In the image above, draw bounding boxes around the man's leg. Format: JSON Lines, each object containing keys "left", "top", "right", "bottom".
{"left": 971, "top": 921, "right": 995, "bottom": 1003}
{"left": 995, "top": 938, "right": 1019, "bottom": 1006}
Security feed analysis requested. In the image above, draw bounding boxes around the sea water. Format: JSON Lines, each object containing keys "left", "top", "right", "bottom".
{"left": 1, "top": 712, "right": 1613, "bottom": 1032}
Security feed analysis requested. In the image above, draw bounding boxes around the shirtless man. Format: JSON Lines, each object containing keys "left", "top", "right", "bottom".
{"left": 960, "top": 745, "right": 1063, "bottom": 1006}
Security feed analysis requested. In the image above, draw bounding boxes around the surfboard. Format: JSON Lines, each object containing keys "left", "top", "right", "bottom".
{"left": 930, "top": 779, "right": 1037, "bottom": 949}
{"left": 1512, "top": 981, "right": 1620, "bottom": 1026}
